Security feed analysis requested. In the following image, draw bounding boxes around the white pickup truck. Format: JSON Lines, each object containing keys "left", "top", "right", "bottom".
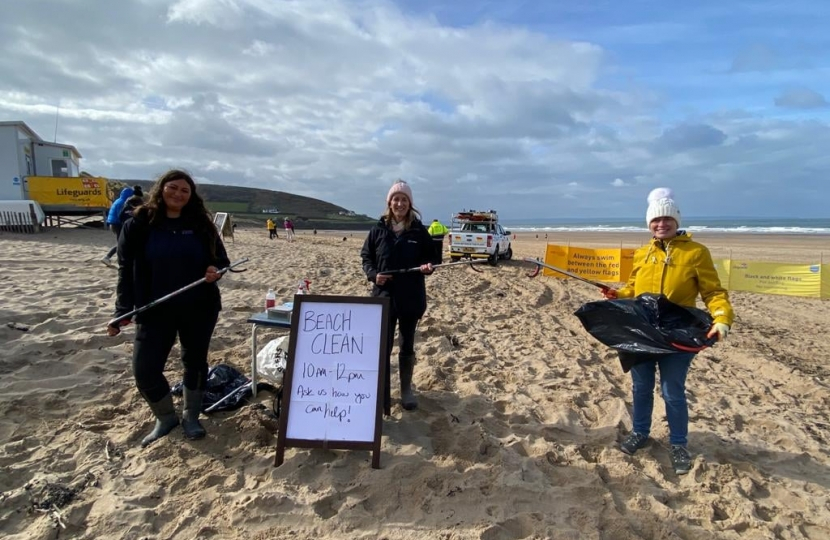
{"left": 448, "top": 210, "right": 512, "bottom": 266}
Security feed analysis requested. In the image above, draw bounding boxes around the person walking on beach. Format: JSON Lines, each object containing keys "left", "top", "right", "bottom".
{"left": 107, "top": 169, "right": 230, "bottom": 447}
{"left": 284, "top": 218, "right": 295, "bottom": 241}
{"left": 361, "top": 180, "right": 434, "bottom": 412}
{"left": 101, "top": 186, "right": 134, "bottom": 267}
{"left": 266, "top": 218, "right": 277, "bottom": 239}
{"left": 602, "top": 187, "right": 734, "bottom": 475}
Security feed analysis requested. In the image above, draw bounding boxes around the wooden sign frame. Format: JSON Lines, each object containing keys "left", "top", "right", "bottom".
{"left": 275, "top": 294, "right": 389, "bottom": 469}
{"left": 213, "top": 212, "right": 234, "bottom": 242}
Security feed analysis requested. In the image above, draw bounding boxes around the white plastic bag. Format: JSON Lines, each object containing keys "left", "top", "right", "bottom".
{"left": 256, "top": 336, "right": 289, "bottom": 384}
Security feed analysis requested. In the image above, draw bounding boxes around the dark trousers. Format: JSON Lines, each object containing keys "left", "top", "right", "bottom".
{"left": 383, "top": 308, "right": 419, "bottom": 413}
{"left": 269, "top": 229, "right": 276, "bottom": 239}
{"left": 106, "top": 224, "right": 122, "bottom": 259}
{"left": 431, "top": 235, "right": 444, "bottom": 265}
{"left": 132, "top": 310, "right": 219, "bottom": 403}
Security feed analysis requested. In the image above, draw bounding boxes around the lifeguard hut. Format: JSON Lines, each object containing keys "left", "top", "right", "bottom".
{"left": 0, "top": 120, "right": 110, "bottom": 229}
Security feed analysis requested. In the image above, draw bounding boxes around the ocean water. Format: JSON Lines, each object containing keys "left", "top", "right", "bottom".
{"left": 500, "top": 217, "right": 830, "bottom": 235}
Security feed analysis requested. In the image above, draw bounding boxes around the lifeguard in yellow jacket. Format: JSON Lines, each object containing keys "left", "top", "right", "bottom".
{"left": 427, "top": 219, "right": 449, "bottom": 264}
{"left": 603, "top": 187, "right": 734, "bottom": 476}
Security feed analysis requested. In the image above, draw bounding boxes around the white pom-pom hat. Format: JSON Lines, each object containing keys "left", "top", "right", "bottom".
{"left": 646, "top": 187, "right": 681, "bottom": 228}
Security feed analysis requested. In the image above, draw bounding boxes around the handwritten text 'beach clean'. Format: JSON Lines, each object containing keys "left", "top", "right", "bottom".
{"left": 297, "top": 309, "right": 370, "bottom": 423}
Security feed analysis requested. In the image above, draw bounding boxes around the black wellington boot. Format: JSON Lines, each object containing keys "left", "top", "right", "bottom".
{"left": 141, "top": 394, "right": 180, "bottom": 447}
{"left": 399, "top": 353, "right": 418, "bottom": 411}
{"left": 182, "top": 388, "right": 206, "bottom": 440}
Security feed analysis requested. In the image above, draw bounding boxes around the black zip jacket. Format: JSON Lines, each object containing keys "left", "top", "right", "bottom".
{"left": 361, "top": 217, "right": 434, "bottom": 318}
{"left": 115, "top": 213, "right": 230, "bottom": 323}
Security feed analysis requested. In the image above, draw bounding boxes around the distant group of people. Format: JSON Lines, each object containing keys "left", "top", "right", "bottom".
{"left": 266, "top": 218, "right": 278, "bottom": 239}
{"left": 104, "top": 172, "right": 733, "bottom": 478}
{"left": 265, "top": 217, "right": 295, "bottom": 241}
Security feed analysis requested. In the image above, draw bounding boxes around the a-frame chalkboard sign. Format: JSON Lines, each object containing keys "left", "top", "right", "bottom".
{"left": 275, "top": 295, "right": 389, "bottom": 469}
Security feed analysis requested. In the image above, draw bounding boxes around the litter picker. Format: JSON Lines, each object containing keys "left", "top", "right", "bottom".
{"left": 380, "top": 258, "right": 488, "bottom": 275}
{"left": 204, "top": 381, "right": 253, "bottom": 413}
{"left": 107, "top": 257, "right": 250, "bottom": 327}
{"left": 523, "top": 257, "right": 612, "bottom": 292}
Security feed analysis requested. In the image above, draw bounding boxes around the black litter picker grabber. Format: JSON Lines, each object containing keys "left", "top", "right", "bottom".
{"left": 380, "top": 259, "right": 488, "bottom": 274}
{"left": 107, "top": 257, "right": 250, "bottom": 328}
{"left": 522, "top": 257, "right": 611, "bottom": 293}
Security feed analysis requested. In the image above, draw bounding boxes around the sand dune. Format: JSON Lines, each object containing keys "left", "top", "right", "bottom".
{"left": 1, "top": 227, "right": 828, "bottom": 539}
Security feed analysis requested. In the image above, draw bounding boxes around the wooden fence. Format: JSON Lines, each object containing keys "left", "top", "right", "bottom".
{"left": 0, "top": 204, "right": 42, "bottom": 233}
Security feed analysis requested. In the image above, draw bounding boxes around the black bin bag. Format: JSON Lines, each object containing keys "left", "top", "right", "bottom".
{"left": 171, "top": 364, "right": 279, "bottom": 413}
{"left": 574, "top": 293, "right": 715, "bottom": 357}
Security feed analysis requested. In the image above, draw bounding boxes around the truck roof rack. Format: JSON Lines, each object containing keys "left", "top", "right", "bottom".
{"left": 454, "top": 210, "right": 498, "bottom": 221}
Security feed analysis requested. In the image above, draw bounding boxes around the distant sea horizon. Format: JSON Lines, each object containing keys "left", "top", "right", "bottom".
{"left": 498, "top": 217, "right": 830, "bottom": 235}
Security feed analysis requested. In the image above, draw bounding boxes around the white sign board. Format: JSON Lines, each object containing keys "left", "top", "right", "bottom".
{"left": 276, "top": 295, "right": 389, "bottom": 468}
{"left": 286, "top": 301, "right": 382, "bottom": 441}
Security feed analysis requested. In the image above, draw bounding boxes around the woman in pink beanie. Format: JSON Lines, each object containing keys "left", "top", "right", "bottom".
{"left": 361, "top": 180, "right": 434, "bottom": 414}
{"left": 602, "top": 187, "right": 734, "bottom": 475}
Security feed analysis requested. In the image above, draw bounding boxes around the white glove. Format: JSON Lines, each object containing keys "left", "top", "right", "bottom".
{"left": 707, "top": 323, "right": 730, "bottom": 341}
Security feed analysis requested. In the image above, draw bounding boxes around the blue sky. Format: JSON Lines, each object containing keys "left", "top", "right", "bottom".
{"left": 1, "top": 0, "right": 828, "bottom": 220}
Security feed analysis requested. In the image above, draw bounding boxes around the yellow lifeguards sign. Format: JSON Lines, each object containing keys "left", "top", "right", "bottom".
{"left": 27, "top": 176, "right": 110, "bottom": 208}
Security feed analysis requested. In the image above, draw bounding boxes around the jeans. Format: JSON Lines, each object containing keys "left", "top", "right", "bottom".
{"left": 629, "top": 353, "right": 695, "bottom": 446}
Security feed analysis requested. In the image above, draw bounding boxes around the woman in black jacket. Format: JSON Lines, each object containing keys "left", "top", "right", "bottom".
{"left": 107, "top": 170, "right": 230, "bottom": 447}
{"left": 361, "top": 180, "right": 434, "bottom": 412}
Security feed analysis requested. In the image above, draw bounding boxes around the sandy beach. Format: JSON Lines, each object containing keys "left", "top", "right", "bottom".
{"left": 1, "top": 226, "right": 829, "bottom": 539}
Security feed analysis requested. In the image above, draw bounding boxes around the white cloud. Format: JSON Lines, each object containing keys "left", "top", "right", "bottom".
{"left": 0, "top": 0, "right": 827, "bottom": 218}
{"left": 167, "top": 0, "right": 246, "bottom": 27}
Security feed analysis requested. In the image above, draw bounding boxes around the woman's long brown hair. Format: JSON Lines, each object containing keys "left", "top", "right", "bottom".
{"left": 134, "top": 169, "right": 220, "bottom": 259}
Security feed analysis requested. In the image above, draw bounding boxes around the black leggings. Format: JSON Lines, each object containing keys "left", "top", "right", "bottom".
{"left": 386, "top": 312, "right": 418, "bottom": 358}
{"left": 382, "top": 310, "right": 419, "bottom": 412}
{"left": 132, "top": 310, "right": 219, "bottom": 403}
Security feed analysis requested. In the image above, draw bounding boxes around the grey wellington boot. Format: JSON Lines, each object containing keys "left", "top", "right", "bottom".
{"left": 141, "top": 394, "right": 180, "bottom": 447}
{"left": 399, "top": 354, "right": 418, "bottom": 411}
{"left": 182, "top": 388, "right": 206, "bottom": 440}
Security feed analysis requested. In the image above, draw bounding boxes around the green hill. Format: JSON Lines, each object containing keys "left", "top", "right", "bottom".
{"left": 110, "top": 179, "right": 376, "bottom": 231}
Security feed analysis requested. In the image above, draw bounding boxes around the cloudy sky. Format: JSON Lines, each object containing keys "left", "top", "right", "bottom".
{"left": 2, "top": 0, "right": 828, "bottom": 220}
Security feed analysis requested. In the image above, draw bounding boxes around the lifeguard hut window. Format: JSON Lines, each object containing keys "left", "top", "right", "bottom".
{"left": 51, "top": 159, "right": 69, "bottom": 177}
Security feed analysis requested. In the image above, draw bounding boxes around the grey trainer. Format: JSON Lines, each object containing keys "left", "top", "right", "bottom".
{"left": 670, "top": 445, "right": 692, "bottom": 475}
{"left": 620, "top": 432, "right": 649, "bottom": 455}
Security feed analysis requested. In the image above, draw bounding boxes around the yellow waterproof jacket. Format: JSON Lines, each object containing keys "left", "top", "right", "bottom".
{"left": 617, "top": 233, "right": 734, "bottom": 326}
{"left": 427, "top": 221, "right": 449, "bottom": 236}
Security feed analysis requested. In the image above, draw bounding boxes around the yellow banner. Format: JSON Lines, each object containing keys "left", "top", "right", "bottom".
{"left": 723, "top": 261, "right": 822, "bottom": 298}
{"left": 27, "top": 176, "right": 110, "bottom": 208}
{"left": 544, "top": 245, "right": 635, "bottom": 282}
{"left": 712, "top": 258, "right": 731, "bottom": 289}
{"left": 540, "top": 245, "right": 829, "bottom": 299}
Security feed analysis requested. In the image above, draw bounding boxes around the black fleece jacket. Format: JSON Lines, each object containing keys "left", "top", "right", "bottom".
{"left": 115, "top": 213, "right": 230, "bottom": 323}
{"left": 360, "top": 217, "right": 434, "bottom": 318}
